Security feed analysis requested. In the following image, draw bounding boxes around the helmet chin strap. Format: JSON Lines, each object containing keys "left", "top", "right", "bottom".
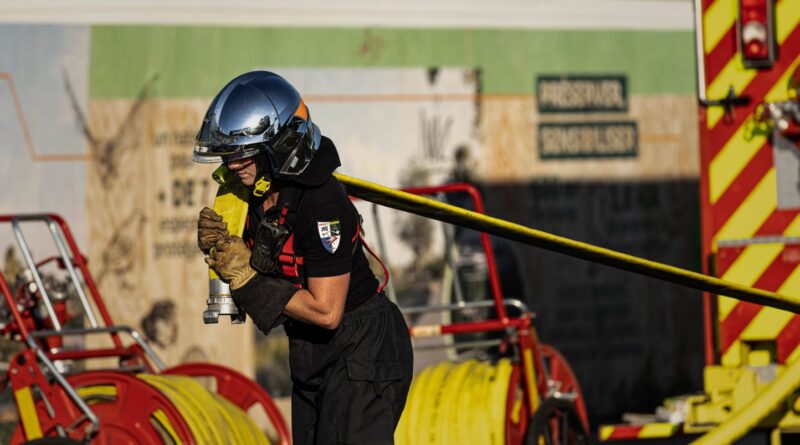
{"left": 252, "top": 152, "right": 273, "bottom": 197}
{"left": 252, "top": 177, "right": 271, "bottom": 197}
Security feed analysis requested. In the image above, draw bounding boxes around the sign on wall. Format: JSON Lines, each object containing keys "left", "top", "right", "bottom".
{"left": 539, "top": 121, "right": 638, "bottom": 159}
{"left": 536, "top": 75, "right": 638, "bottom": 160}
{"left": 537, "top": 75, "right": 628, "bottom": 113}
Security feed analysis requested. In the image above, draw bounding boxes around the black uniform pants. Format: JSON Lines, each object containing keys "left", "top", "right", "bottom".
{"left": 286, "top": 293, "right": 413, "bottom": 445}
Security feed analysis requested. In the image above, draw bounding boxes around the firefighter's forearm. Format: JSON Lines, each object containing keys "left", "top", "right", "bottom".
{"left": 284, "top": 274, "right": 349, "bottom": 329}
{"left": 284, "top": 290, "right": 341, "bottom": 328}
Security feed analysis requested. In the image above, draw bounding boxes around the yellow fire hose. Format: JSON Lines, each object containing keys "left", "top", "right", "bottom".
{"left": 335, "top": 173, "right": 800, "bottom": 314}
{"left": 396, "top": 359, "right": 513, "bottom": 445}
{"left": 210, "top": 166, "right": 250, "bottom": 270}
{"left": 338, "top": 173, "right": 800, "bottom": 442}
{"left": 77, "top": 375, "right": 270, "bottom": 444}
{"left": 691, "top": 358, "right": 800, "bottom": 445}
{"left": 138, "top": 374, "right": 270, "bottom": 445}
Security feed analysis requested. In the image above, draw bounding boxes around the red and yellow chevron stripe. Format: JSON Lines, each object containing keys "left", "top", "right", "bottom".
{"left": 699, "top": 0, "right": 800, "bottom": 368}
{"left": 598, "top": 423, "right": 681, "bottom": 442}
{"left": 717, "top": 244, "right": 800, "bottom": 366}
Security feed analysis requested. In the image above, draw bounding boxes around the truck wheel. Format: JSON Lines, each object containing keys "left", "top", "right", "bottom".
{"left": 526, "top": 397, "right": 593, "bottom": 445}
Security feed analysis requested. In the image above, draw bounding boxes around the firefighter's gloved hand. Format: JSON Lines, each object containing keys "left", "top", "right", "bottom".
{"left": 197, "top": 207, "right": 228, "bottom": 253}
{"left": 206, "top": 236, "right": 257, "bottom": 290}
{"left": 231, "top": 274, "right": 297, "bottom": 336}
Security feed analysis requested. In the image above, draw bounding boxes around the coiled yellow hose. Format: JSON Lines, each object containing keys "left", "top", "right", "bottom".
{"left": 77, "top": 374, "right": 271, "bottom": 445}
{"left": 140, "top": 374, "right": 271, "bottom": 445}
{"left": 396, "top": 359, "right": 514, "bottom": 445}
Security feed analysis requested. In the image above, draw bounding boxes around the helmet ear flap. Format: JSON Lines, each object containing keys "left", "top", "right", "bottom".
{"left": 255, "top": 151, "right": 273, "bottom": 176}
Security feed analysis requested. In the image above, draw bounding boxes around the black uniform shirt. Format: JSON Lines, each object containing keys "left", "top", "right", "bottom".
{"left": 245, "top": 176, "right": 379, "bottom": 312}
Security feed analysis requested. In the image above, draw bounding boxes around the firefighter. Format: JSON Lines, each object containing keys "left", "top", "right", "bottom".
{"left": 193, "top": 71, "right": 413, "bottom": 444}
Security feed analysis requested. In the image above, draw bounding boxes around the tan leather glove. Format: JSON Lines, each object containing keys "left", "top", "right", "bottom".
{"left": 205, "top": 236, "right": 257, "bottom": 289}
{"left": 197, "top": 207, "right": 228, "bottom": 253}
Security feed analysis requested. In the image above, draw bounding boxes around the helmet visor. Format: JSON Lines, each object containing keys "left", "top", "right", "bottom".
{"left": 192, "top": 144, "right": 261, "bottom": 164}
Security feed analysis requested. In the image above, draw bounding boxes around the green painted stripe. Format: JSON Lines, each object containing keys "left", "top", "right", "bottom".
{"left": 90, "top": 25, "right": 695, "bottom": 98}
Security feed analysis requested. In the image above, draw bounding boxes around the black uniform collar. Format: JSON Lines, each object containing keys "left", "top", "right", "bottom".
{"left": 249, "top": 136, "right": 338, "bottom": 216}
{"left": 248, "top": 186, "right": 301, "bottom": 217}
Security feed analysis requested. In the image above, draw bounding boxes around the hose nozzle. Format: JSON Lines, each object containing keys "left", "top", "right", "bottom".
{"left": 203, "top": 278, "right": 245, "bottom": 324}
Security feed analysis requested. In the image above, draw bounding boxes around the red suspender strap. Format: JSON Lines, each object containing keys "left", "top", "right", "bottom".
{"left": 279, "top": 234, "right": 303, "bottom": 288}
{"left": 278, "top": 205, "right": 289, "bottom": 225}
{"left": 353, "top": 222, "right": 390, "bottom": 293}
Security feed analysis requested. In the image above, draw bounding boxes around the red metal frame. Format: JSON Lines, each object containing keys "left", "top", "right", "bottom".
{"left": 402, "top": 183, "right": 509, "bottom": 323}
{"left": 698, "top": 98, "right": 717, "bottom": 367}
{"left": 504, "top": 364, "right": 529, "bottom": 445}
{"left": 539, "top": 343, "right": 589, "bottom": 424}
{"left": 45, "top": 346, "right": 145, "bottom": 362}
{"left": 0, "top": 214, "right": 124, "bottom": 350}
{"left": 0, "top": 214, "right": 291, "bottom": 444}
{"left": 0, "top": 266, "right": 31, "bottom": 340}
{"left": 390, "top": 184, "right": 590, "bottom": 439}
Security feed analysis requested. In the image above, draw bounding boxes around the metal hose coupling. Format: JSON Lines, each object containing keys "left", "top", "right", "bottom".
{"left": 203, "top": 278, "right": 246, "bottom": 324}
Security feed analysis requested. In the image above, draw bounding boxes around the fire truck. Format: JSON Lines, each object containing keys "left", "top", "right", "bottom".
{"left": 600, "top": 0, "right": 800, "bottom": 442}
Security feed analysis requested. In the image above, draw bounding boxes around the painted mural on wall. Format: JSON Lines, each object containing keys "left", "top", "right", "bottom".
{"left": 85, "top": 96, "right": 251, "bottom": 370}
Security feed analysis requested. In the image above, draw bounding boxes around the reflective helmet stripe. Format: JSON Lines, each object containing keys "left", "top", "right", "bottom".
{"left": 294, "top": 100, "right": 309, "bottom": 121}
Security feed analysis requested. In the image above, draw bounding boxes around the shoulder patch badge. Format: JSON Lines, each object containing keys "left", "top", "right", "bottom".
{"left": 317, "top": 220, "right": 341, "bottom": 253}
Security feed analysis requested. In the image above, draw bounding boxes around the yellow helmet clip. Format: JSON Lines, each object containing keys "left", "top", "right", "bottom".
{"left": 252, "top": 177, "right": 271, "bottom": 197}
